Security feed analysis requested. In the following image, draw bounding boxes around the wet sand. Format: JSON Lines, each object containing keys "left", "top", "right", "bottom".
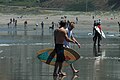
{"left": 0, "top": 11, "right": 120, "bottom": 80}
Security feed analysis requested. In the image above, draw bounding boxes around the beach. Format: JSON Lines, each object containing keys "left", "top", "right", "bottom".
{"left": 0, "top": 11, "right": 119, "bottom": 33}
{"left": 0, "top": 11, "right": 120, "bottom": 80}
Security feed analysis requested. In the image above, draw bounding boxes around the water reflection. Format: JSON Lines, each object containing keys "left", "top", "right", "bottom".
{"left": 93, "top": 45, "right": 101, "bottom": 57}
{"left": 93, "top": 45, "right": 102, "bottom": 80}
{"left": 24, "top": 29, "right": 27, "bottom": 36}
{"left": 53, "top": 76, "right": 66, "bottom": 80}
{"left": 0, "top": 29, "right": 120, "bottom": 80}
{"left": 71, "top": 74, "right": 79, "bottom": 80}
{"left": 41, "top": 29, "right": 44, "bottom": 36}
{"left": 7, "top": 24, "right": 18, "bottom": 35}
{"left": 53, "top": 74, "right": 78, "bottom": 80}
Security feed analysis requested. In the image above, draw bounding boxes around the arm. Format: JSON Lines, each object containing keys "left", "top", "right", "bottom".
{"left": 65, "top": 34, "right": 75, "bottom": 43}
{"left": 71, "top": 35, "right": 80, "bottom": 48}
{"left": 98, "top": 25, "right": 102, "bottom": 34}
{"left": 64, "top": 31, "right": 75, "bottom": 43}
{"left": 54, "top": 29, "right": 57, "bottom": 44}
{"left": 93, "top": 27, "right": 95, "bottom": 35}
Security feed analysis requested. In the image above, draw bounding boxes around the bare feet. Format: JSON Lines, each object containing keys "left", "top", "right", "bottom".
{"left": 58, "top": 72, "right": 66, "bottom": 76}
{"left": 73, "top": 70, "right": 79, "bottom": 73}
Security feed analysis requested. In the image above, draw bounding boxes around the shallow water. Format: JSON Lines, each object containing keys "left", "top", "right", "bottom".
{"left": 0, "top": 26, "right": 120, "bottom": 80}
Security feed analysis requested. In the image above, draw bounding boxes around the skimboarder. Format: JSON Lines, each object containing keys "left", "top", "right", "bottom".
{"left": 93, "top": 20, "right": 102, "bottom": 46}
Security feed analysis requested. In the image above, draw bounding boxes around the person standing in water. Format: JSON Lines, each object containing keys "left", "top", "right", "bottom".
{"left": 53, "top": 20, "right": 75, "bottom": 76}
{"left": 118, "top": 22, "right": 120, "bottom": 34}
{"left": 64, "top": 21, "right": 80, "bottom": 73}
{"left": 93, "top": 20, "right": 102, "bottom": 46}
{"left": 41, "top": 21, "right": 44, "bottom": 30}
{"left": 24, "top": 20, "right": 27, "bottom": 29}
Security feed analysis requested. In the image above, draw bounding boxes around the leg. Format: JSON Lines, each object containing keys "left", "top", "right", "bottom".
{"left": 98, "top": 35, "right": 101, "bottom": 46}
{"left": 70, "top": 64, "right": 79, "bottom": 73}
{"left": 58, "top": 62, "right": 66, "bottom": 76}
{"left": 53, "top": 62, "right": 59, "bottom": 76}
{"left": 54, "top": 44, "right": 66, "bottom": 76}
{"left": 58, "top": 62, "right": 62, "bottom": 73}
{"left": 93, "top": 36, "right": 97, "bottom": 45}
{"left": 46, "top": 49, "right": 55, "bottom": 64}
{"left": 98, "top": 39, "right": 101, "bottom": 46}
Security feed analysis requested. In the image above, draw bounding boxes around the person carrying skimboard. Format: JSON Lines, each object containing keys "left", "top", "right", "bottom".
{"left": 93, "top": 20, "right": 102, "bottom": 46}
{"left": 53, "top": 20, "right": 75, "bottom": 76}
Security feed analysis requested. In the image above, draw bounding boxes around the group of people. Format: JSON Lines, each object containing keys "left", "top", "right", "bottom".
{"left": 8, "top": 18, "right": 17, "bottom": 27}
{"left": 49, "top": 20, "right": 81, "bottom": 76}
{"left": 41, "top": 21, "right": 55, "bottom": 30}
{"left": 50, "top": 18, "right": 103, "bottom": 76}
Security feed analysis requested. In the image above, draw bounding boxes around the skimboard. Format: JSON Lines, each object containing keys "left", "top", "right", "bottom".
{"left": 95, "top": 26, "right": 106, "bottom": 38}
{"left": 37, "top": 48, "right": 80, "bottom": 66}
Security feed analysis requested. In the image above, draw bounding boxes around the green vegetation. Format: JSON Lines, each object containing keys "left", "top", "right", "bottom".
{"left": 107, "top": 0, "right": 120, "bottom": 10}
{"left": 64, "top": 1, "right": 95, "bottom": 11}
{"left": 0, "top": 0, "right": 37, "bottom": 6}
{"left": 0, "top": 0, "right": 119, "bottom": 13}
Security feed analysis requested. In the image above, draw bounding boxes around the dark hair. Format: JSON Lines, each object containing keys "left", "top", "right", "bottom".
{"left": 97, "top": 22, "right": 100, "bottom": 25}
{"left": 59, "top": 20, "right": 66, "bottom": 27}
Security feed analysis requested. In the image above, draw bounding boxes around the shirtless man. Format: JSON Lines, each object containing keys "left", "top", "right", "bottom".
{"left": 53, "top": 21, "right": 75, "bottom": 76}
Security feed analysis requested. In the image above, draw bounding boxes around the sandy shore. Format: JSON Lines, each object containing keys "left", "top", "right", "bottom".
{"left": 0, "top": 11, "right": 120, "bottom": 80}
{"left": 0, "top": 11, "right": 120, "bottom": 33}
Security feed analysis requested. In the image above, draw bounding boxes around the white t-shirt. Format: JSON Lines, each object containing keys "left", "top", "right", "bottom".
{"left": 64, "top": 28, "right": 73, "bottom": 48}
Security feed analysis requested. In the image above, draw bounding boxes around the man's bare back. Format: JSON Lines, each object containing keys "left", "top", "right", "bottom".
{"left": 53, "top": 20, "right": 75, "bottom": 76}
{"left": 54, "top": 27, "right": 74, "bottom": 44}
{"left": 54, "top": 27, "right": 66, "bottom": 44}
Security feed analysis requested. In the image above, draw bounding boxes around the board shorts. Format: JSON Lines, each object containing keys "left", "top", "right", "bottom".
{"left": 55, "top": 44, "right": 65, "bottom": 62}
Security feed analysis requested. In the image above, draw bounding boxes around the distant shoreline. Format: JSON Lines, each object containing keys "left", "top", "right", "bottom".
{"left": 0, "top": 5, "right": 120, "bottom": 15}
{"left": 0, "top": 5, "right": 119, "bottom": 35}
{"left": 0, "top": 11, "right": 119, "bottom": 34}
{"left": 0, "top": 5, "right": 63, "bottom": 15}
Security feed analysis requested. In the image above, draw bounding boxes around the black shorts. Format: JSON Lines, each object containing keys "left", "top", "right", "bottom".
{"left": 55, "top": 44, "right": 65, "bottom": 62}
